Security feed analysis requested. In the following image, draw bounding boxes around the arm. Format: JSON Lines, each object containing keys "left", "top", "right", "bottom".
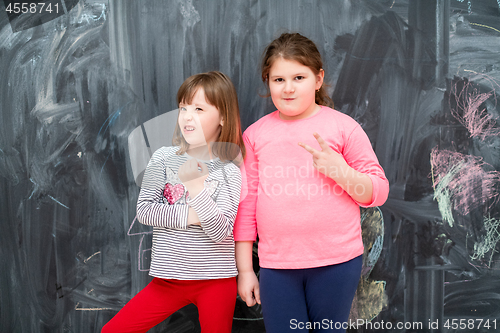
{"left": 136, "top": 149, "right": 189, "bottom": 229}
{"left": 318, "top": 151, "right": 374, "bottom": 204}
{"left": 236, "top": 241, "right": 260, "bottom": 306}
{"left": 342, "top": 125, "right": 389, "bottom": 207}
{"left": 233, "top": 133, "right": 259, "bottom": 240}
{"left": 187, "top": 165, "right": 242, "bottom": 243}
{"left": 299, "top": 128, "right": 388, "bottom": 207}
{"left": 233, "top": 132, "right": 260, "bottom": 306}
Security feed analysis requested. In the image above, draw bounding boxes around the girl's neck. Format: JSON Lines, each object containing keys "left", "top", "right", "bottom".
{"left": 186, "top": 144, "right": 215, "bottom": 161}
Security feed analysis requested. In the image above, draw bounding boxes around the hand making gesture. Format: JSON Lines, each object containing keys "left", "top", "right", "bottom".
{"left": 298, "top": 132, "right": 373, "bottom": 204}
{"left": 298, "top": 132, "right": 348, "bottom": 180}
{"left": 178, "top": 159, "right": 209, "bottom": 226}
{"left": 178, "top": 158, "right": 209, "bottom": 194}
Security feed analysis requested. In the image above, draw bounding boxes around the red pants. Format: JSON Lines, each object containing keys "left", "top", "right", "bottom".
{"left": 101, "top": 277, "right": 236, "bottom": 333}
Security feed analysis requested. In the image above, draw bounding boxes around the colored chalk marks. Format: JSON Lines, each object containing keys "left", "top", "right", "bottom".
{"left": 349, "top": 207, "right": 388, "bottom": 322}
{"left": 470, "top": 216, "right": 500, "bottom": 268}
{"left": 431, "top": 148, "right": 500, "bottom": 227}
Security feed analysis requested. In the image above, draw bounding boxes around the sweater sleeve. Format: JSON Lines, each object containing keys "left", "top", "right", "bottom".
{"left": 233, "top": 132, "right": 258, "bottom": 241}
{"left": 187, "top": 165, "right": 242, "bottom": 243}
{"left": 344, "top": 125, "right": 389, "bottom": 207}
{"left": 136, "top": 149, "right": 189, "bottom": 229}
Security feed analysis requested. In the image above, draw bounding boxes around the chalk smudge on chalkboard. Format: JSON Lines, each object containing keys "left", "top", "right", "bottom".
{"left": 431, "top": 148, "right": 500, "bottom": 227}
{"left": 127, "top": 215, "right": 153, "bottom": 272}
{"left": 450, "top": 74, "right": 500, "bottom": 140}
{"left": 470, "top": 215, "right": 500, "bottom": 267}
{"left": 349, "top": 207, "right": 388, "bottom": 322}
{"left": 179, "top": 0, "right": 200, "bottom": 28}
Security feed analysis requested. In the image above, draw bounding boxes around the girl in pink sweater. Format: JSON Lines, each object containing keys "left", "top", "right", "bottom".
{"left": 234, "top": 33, "right": 389, "bottom": 332}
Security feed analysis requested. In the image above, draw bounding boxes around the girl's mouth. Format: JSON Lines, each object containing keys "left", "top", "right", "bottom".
{"left": 183, "top": 125, "right": 196, "bottom": 132}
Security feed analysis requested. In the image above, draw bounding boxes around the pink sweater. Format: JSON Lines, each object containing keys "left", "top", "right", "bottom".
{"left": 234, "top": 106, "right": 389, "bottom": 269}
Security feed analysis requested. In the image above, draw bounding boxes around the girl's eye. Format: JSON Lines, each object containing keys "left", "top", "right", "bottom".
{"left": 295, "top": 76, "right": 304, "bottom": 80}
{"left": 195, "top": 108, "right": 203, "bottom": 112}
{"left": 180, "top": 107, "right": 187, "bottom": 112}
{"left": 274, "top": 78, "right": 284, "bottom": 83}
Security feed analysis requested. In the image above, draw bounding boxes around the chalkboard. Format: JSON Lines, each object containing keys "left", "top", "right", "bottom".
{"left": 1, "top": 0, "right": 500, "bottom": 332}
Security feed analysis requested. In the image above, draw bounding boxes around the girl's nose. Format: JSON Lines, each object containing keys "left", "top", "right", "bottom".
{"left": 183, "top": 110, "right": 194, "bottom": 121}
{"left": 284, "top": 81, "right": 294, "bottom": 94}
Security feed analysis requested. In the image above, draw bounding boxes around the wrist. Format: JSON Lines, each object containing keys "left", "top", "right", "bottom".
{"left": 238, "top": 269, "right": 256, "bottom": 275}
{"left": 187, "top": 186, "right": 204, "bottom": 200}
{"left": 184, "top": 181, "right": 205, "bottom": 198}
{"left": 327, "top": 162, "right": 350, "bottom": 180}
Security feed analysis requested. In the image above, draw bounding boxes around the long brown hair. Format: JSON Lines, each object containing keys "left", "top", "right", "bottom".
{"left": 261, "top": 32, "right": 333, "bottom": 108}
{"left": 173, "top": 71, "right": 246, "bottom": 162}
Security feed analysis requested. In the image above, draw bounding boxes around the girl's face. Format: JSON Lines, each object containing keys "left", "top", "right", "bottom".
{"left": 178, "top": 88, "right": 223, "bottom": 149}
{"left": 268, "top": 58, "right": 324, "bottom": 120}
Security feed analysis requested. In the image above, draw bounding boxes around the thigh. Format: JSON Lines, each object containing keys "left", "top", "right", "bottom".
{"left": 101, "top": 278, "right": 191, "bottom": 333}
{"left": 194, "top": 277, "right": 236, "bottom": 333}
{"left": 259, "top": 268, "right": 309, "bottom": 333}
{"left": 304, "top": 256, "right": 362, "bottom": 332}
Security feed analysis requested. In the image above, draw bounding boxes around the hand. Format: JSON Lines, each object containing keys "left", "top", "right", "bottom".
{"left": 237, "top": 271, "right": 261, "bottom": 307}
{"left": 178, "top": 159, "right": 209, "bottom": 198}
{"left": 298, "top": 132, "right": 349, "bottom": 180}
{"left": 299, "top": 132, "right": 374, "bottom": 203}
{"left": 187, "top": 207, "right": 201, "bottom": 226}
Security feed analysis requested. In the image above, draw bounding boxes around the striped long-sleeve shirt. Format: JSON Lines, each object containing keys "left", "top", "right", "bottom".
{"left": 136, "top": 146, "right": 241, "bottom": 280}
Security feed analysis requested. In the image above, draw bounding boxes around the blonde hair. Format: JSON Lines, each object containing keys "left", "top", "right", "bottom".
{"left": 173, "top": 71, "right": 246, "bottom": 162}
{"left": 261, "top": 32, "right": 333, "bottom": 108}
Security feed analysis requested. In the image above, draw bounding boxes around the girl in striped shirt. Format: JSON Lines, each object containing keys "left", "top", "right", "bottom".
{"left": 103, "top": 71, "right": 245, "bottom": 333}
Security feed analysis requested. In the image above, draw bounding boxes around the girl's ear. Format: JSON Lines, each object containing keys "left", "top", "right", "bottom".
{"left": 316, "top": 69, "right": 325, "bottom": 90}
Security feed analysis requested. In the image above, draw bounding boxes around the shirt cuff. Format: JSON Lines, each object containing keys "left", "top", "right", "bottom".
{"left": 186, "top": 187, "right": 209, "bottom": 207}
{"left": 356, "top": 174, "right": 386, "bottom": 208}
{"left": 186, "top": 188, "right": 219, "bottom": 223}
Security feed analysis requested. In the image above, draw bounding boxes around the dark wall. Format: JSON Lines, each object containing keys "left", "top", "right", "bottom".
{"left": 1, "top": 0, "right": 500, "bottom": 332}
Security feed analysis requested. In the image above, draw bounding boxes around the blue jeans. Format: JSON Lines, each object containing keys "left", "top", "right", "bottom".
{"left": 260, "top": 255, "right": 362, "bottom": 332}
